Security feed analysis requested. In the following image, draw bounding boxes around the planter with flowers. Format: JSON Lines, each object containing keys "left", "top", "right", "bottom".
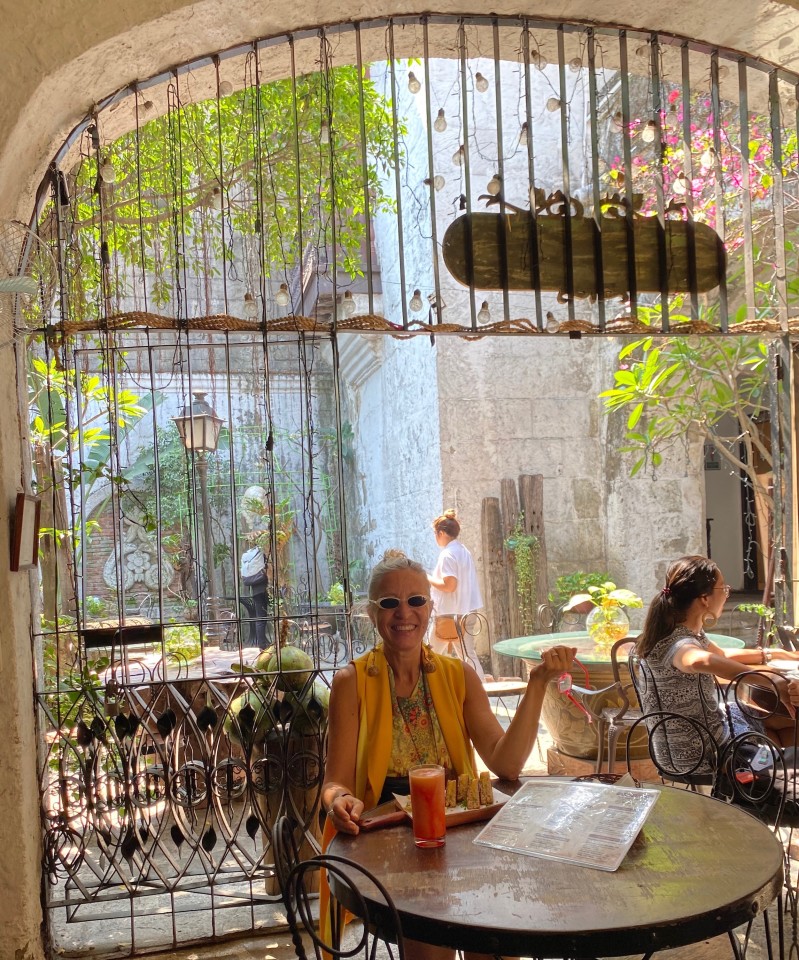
{"left": 564, "top": 582, "right": 643, "bottom": 650}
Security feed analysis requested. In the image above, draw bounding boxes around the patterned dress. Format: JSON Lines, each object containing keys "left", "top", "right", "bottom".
{"left": 638, "top": 625, "right": 732, "bottom": 773}
{"left": 386, "top": 668, "right": 452, "bottom": 777}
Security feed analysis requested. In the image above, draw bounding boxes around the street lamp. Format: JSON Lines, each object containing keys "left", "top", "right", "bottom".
{"left": 173, "top": 391, "right": 225, "bottom": 643}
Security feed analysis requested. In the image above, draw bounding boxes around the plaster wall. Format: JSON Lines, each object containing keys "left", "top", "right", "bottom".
{"left": 344, "top": 63, "right": 444, "bottom": 576}
{"left": 3, "top": 2, "right": 799, "bottom": 957}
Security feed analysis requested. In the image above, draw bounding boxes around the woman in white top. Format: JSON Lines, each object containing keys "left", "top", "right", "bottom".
{"left": 428, "top": 509, "right": 486, "bottom": 679}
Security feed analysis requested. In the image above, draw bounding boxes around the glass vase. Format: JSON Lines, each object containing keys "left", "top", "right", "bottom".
{"left": 586, "top": 604, "right": 630, "bottom": 651}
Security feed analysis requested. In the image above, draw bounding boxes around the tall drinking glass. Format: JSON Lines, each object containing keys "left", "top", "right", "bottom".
{"left": 408, "top": 764, "right": 446, "bottom": 848}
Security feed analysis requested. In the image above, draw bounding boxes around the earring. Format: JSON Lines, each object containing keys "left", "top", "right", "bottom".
{"left": 422, "top": 640, "right": 437, "bottom": 674}
{"left": 702, "top": 612, "right": 718, "bottom": 629}
{"left": 367, "top": 642, "right": 382, "bottom": 677}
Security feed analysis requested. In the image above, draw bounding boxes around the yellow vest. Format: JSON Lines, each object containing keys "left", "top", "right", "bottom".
{"left": 352, "top": 645, "right": 477, "bottom": 808}
{"left": 318, "top": 647, "right": 477, "bottom": 945}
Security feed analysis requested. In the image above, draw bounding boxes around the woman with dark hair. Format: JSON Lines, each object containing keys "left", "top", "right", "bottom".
{"left": 428, "top": 509, "right": 486, "bottom": 680}
{"left": 636, "top": 555, "right": 799, "bottom": 753}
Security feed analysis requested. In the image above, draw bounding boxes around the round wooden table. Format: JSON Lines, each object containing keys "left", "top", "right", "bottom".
{"left": 328, "top": 781, "right": 783, "bottom": 957}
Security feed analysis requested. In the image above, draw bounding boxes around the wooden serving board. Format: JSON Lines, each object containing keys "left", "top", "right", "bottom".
{"left": 442, "top": 212, "right": 725, "bottom": 299}
{"left": 393, "top": 787, "right": 509, "bottom": 828}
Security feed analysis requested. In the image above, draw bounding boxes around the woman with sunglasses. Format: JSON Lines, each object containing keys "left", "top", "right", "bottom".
{"left": 635, "top": 555, "right": 799, "bottom": 760}
{"left": 320, "top": 549, "right": 575, "bottom": 959}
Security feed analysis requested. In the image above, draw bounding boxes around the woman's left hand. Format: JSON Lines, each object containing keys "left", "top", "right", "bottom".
{"left": 530, "top": 645, "right": 578, "bottom": 685}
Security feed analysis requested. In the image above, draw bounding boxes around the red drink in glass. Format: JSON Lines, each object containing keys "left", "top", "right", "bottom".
{"left": 409, "top": 764, "right": 446, "bottom": 848}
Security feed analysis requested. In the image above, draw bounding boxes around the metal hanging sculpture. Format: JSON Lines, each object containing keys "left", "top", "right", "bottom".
{"left": 442, "top": 191, "right": 726, "bottom": 302}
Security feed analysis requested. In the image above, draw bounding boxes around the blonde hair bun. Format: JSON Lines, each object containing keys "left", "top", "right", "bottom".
{"left": 382, "top": 548, "right": 408, "bottom": 561}
{"left": 443, "top": 508, "right": 457, "bottom": 519}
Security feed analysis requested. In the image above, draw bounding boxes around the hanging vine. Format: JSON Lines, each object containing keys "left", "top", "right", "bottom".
{"left": 504, "top": 513, "right": 540, "bottom": 635}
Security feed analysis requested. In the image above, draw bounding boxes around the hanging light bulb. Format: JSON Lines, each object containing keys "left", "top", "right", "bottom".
{"left": 433, "top": 175, "right": 446, "bottom": 191}
{"left": 635, "top": 44, "right": 650, "bottom": 62}
{"left": 477, "top": 301, "right": 492, "bottom": 324}
{"left": 409, "top": 289, "right": 424, "bottom": 312}
{"left": 531, "top": 50, "right": 548, "bottom": 71}
{"left": 142, "top": 99, "right": 155, "bottom": 115}
{"left": 452, "top": 145, "right": 465, "bottom": 166}
{"left": 700, "top": 146, "right": 716, "bottom": 168}
{"left": 99, "top": 160, "right": 117, "bottom": 183}
{"left": 209, "top": 186, "right": 223, "bottom": 211}
{"left": 486, "top": 174, "right": 502, "bottom": 196}
{"left": 342, "top": 290, "right": 356, "bottom": 316}
{"left": 519, "top": 122, "right": 529, "bottom": 146}
{"left": 717, "top": 64, "right": 730, "bottom": 80}
{"left": 673, "top": 173, "right": 689, "bottom": 195}
{"left": 320, "top": 120, "right": 330, "bottom": 145}
{"left": 275, "top": 283, "right": 290, "bottom": 307}
{"left": 545, "top": 312, "right": 561, "bottom": 334}
{"left": 218, "top": 80, "right": 234, "bottom": 97}
{"left": 611, "top": 110, "right": 625, "bottom": 133}
{"left": 641, "top": 120, "right": 658, "bottom": 143}
{"left": 475, "top": 72, "right": 489, "bottom": 93}
{"left": 568, "top": 57, "right": 583, "bottom": 73}
{"left": 407, "top": 72, "right": 422, "bottom": 94}
{"left": 243, "top": 292, "right": 259, "bottom": 319}
{"left": 546, "top": 97, "right": 562, "bottom": 112}
{"left": 434, "top": 109, "right": 447, "bottom": 133}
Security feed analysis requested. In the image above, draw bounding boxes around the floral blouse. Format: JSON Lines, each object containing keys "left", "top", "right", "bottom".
{"left": 386, "top": 667, "right": 452, "bottom": 776}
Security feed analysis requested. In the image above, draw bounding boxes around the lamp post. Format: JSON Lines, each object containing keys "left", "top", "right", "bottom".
{"left": 173, "top": 391, "right": 225, "bottom": 643}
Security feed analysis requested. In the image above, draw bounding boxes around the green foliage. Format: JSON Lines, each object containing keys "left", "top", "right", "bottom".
{"left": 84, "top": 595, "right": 107, "bottom": 617}
{"left": 504, "top": 514, "right": 540, "bottom": 634}
{"left": 565, "top": 581, "right": 643, "bottom": 611}
{"left": 30, "top": 355, "right": 152, "bottom": 487}
{"left": 549, "top": 571, "right": 612, "bottom": 607}
{"left": 164, "top": 623, "right": 202, "bottom": 661}
{"left": 63, "top": 68, "right": 402, "bottom": 320}
{"left": 326, "top": 581, "right": 345, "bottom": 605}
{"left": 735, "top": 602, "right": 777, "bottom": 644}
{"left": 600, "top": 308, "right": 772, "bottom": 508}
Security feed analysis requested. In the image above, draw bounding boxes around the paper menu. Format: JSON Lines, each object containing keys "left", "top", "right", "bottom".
{"left": 473, "top": 779, "right": 659, "bottom": 872}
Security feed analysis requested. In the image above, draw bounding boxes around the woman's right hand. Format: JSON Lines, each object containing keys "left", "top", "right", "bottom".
{"left": 327, "top": 793, "right": 364, "bottom": 835}
{"left": 530, "top": 645, "right": 578, "bottom": 686}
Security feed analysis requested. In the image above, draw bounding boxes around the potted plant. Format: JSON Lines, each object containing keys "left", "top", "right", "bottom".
{"left": 564, "top": 581, "right": 643, "bottom": 648}
{"left": 549, "top": 572, "right": 612, "bottom": 616}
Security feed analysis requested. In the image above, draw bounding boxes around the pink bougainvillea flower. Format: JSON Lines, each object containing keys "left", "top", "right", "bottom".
{"left": 668, "top": 90, "right": 681, "bottom": 105}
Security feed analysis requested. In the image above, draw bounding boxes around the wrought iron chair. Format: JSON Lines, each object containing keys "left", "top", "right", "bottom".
{"left": 274, "top": 813, "right": 406, "bottom": 960}
{"left": 286, "top": 855, "right": 406, "bottom": 960}
{"left": 776, "top": 625, "right": 799, "bottom": 652}
{"left": 721, "top": 671, "right": 799, "bottom": 818}
{"left": 628, "top": 650, "right": 734, "bottom": 786}
{"left": 714, "top": 682, "right": 797, "bottom": 960}
{"left": 568, "top": 638, "right": 641, "bottom": 774}
{"left": 624, "top": 710, "right": 720, "bottom": 788}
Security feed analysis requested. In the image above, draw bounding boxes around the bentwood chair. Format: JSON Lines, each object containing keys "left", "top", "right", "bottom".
{"left": 286, "top": 855, "right": 406, "bottom": 960}
{"left": 565, "top": 639, "right": 640, "bottom": 774}
{"left": 624, "top": 710, "right": 721, "bottom": 789}
{"left": 275, "top": 814, "right": 406, "bottom": 960}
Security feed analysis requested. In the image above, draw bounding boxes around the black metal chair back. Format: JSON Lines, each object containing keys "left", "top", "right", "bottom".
{"left": 624, "top": 710, "right": 720, "bottom": 788}
{"left": 273, "top": 815, "right": 308, "bottom": 960}
{"left": 722, "top": 672, "right": 799, "bottom": 823}
{"left": 776, "top": 625, "right": 799, "bottom": 651}
{"left": 628, "top": 650, "right": 731, "bottom": 784}
{"left": 287, "top": 854, "right": 406, "bottom": 960}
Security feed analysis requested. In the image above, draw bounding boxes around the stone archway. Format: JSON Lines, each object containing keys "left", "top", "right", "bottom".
{"left": 3, "top": 5, "right": 799, "bottom": 958}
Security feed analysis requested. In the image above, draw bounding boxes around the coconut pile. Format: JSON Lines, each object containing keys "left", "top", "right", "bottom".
{"left": 224, "top": 620, "right": 330, "bottom": 748}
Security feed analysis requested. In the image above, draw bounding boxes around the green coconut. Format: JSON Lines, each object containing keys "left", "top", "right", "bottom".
{"left": 253, "top": 645, "right": 276, "bottom": 673}
{"left": 223, "top": 690, "right": 276, "bottom": 747}
{"left": 264, "top": 644, "right": 314, "bottom": 692}
{"left": 282, "top": 679, "right": 331, "bottom": 735}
